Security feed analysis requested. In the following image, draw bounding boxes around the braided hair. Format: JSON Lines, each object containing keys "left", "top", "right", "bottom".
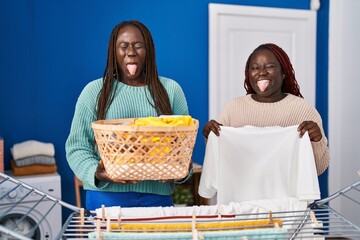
{"left": 97, "top": 20, "right": 172, "bottom": 120}
{"left": 244, "top": 43, "right": 303, "bottom": 98}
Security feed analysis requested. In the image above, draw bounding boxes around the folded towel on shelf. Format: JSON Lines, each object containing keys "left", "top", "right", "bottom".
{"left": 11, "top": 140, "right": 55, "bottom": 160}
{"left": 13, "top": 155, "right": 56, "bottom": 167}
{"left": 10, "top": 159, "right": 57, "bottom": 176}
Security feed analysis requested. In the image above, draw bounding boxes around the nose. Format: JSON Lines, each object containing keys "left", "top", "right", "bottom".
{"left": 258, "top": 66, "right": 267, "bottom": 75}
{"left": 126, "top": 46, "right": 136, "bottom": 56}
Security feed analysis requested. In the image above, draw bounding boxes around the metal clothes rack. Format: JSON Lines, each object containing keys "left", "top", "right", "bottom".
{"left": 1, "top": 171, "right": 359, "bottom": 239}
{"left": 60, "top": 207, "right": 360, "bottom": 239}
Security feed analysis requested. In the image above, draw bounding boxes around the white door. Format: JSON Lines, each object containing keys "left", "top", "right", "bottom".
{"left": 209, "top": 3, "right": 317, "bottom": 120}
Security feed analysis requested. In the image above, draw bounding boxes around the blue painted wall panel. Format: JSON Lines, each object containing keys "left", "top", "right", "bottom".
{"left": 0, "top": 0, "right": 328, "bottom": 221}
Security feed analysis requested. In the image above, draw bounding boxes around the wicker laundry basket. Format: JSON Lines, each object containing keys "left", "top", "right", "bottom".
{"left": 92, "top": 117, "right": 199, "bottom": 181}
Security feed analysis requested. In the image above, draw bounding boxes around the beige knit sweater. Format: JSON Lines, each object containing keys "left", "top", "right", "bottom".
{"left": 217, "top": 94, "right": 330, "bottom": 175}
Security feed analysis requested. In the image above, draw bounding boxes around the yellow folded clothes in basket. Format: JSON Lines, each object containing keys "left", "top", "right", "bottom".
{"left": 131, "top": 115, "right": 195, "bottom": 127}
{"left": 130, "top": 116, "right": 194, "bottom": 155}
{"left": 92, "top": 116, "right": 199, "bottom": 181}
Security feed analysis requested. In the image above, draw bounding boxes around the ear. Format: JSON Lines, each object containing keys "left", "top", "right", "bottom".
{"left": 281, "top": 70, "right": 285, "bottom": 79}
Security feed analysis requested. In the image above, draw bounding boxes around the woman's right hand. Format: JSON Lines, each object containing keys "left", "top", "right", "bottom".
{"left": 95, "top": 160, "right": 139, "bottom": 184}
{"left": 202, "top": 119, "right": 222, "bottom": 139}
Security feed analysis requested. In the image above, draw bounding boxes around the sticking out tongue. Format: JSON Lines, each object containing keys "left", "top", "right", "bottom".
{"left": 127, "top": 64, "right": 137, "bottom": 75}
{"left": 257, "top": 80, "right": 270, "bottom": 92}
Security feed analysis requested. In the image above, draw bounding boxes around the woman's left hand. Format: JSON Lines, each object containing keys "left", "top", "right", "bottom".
{"left": 297, "top": 121, "right": 322, "bottom": 142}
{"left": 95, "top": 160, "right": 139, "bottom": 184}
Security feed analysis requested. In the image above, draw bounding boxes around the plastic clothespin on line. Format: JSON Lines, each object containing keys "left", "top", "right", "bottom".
{"left": 80, "top": 208, "right": 84, "bottom": 226}
{"left": 310, "top": 210, "right": 319, "bottom": 226}
{"left": 117, "top": 211, "right": 122, "bottom": 230}
{"left": 274, "top": 222, "right": 280, "bottom": 229}
{"left": 101, "top": 204, "right": 105, "bottom": 221}
{"left": 96, "top": 219, "right": 101, "bottom": 239}
{"left": 216, "top": 203, "right": 222, "bottom": 219}
{"left": 192, "top": 208, "right": 198, "bottom": 240}
{"left": 106, "top": 217, "right": 111, "bottom": 232}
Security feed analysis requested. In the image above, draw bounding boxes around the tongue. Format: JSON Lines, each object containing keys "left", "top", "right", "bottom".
{"left": 127, "top": 64, "right": 137, "bottom": 75}
{"left": 257, "top": 80, "right": 269, "bottom": 92}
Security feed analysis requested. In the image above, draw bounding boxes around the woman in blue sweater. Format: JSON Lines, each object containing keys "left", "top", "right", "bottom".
{"left": 65, "top": 20, "right": 191, "bottom": 210}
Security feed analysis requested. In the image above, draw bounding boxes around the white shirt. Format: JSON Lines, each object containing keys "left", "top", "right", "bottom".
{"left": 198, "top": 125, "right": 320, "bottom": 204}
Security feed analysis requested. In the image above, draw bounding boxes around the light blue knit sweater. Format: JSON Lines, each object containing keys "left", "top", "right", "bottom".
{"left": 65, "top": 77, "right": 189, "bottom": 195}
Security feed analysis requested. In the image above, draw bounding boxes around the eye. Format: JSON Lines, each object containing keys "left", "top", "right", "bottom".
{"left": 251, "top": 66, "right": 260, "bottom": 71}
{"left": 265, "top": 65, "right": 276, "bottom": 71}
{"left": 119, "top": 43, "right": 128, "bottom": 49}
{"left": 134, "top": 43, "right": 144, "bottom": 49}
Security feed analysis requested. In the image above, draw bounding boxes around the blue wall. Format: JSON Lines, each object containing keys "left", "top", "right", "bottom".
{"left": 0, "top": 0, "right": 328, "bottom": 221}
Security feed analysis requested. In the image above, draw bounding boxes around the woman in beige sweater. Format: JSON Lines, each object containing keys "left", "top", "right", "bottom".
{"left": 203, "top": 43, "right": 329, "bottom": 176}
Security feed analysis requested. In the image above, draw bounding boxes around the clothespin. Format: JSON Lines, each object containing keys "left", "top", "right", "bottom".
{"left": 100, "top": 232, "right": 105, "bottom": 240}
{"left": 80, "top": 208, "right": 84, "bottom": 226}
{"left": 117, "top": 212, "right": 122, "bottom": 230}
{"left": 216, "top": 203, "right": 222, "bottom": 219}
{"left": 106, "top": 217, "right": 111, "bottom": 232}
{"left": 101, "top": 204, "right": 105, "bottom": 221}
{"left": 274, "top": 222, "right": 280, "bottom": 229}
{"left": 310, "top": 210, "right": 319, "bottom": 225}
{"left": 269, "top": 211, "right": 273, "bottom": 225}
{"left": 96, "top": 219, "right": 101, "bottom": 239}
{"left": 241, "top": 237, "right": 249, "bottom": 240}
{"left": 357, "top": 169, "right": 360, "bottom": 176}
{"left": 192, "top": 208, "right": 198, "bottom": 240}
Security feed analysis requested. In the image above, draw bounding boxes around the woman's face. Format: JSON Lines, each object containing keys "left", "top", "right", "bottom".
{"left": 116, "top": 25, "right": 146, "bottom": 85}
{"left": 248, "top": 49, "right": 285, "bottom": 102}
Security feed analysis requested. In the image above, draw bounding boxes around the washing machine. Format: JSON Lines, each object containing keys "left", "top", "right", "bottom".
{"left": 0, "top": 172, "right": 62, "bottom": 240}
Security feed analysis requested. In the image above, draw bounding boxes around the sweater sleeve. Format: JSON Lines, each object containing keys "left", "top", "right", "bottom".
{"left": 309, "top": 114, "right": 330, "bottom": 175}
{"left": 217, "top": 99, "right": 233, "bottom": 126}
{"left": 65, "top": 83, "right": 108, "bottom": 189}
{"left": 311, "top": 138, "right": 330, "bottom": 175}
{"left": 302, "top": 103, "right": 330, "bottom": 176}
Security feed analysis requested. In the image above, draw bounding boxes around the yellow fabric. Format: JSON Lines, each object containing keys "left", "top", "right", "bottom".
{"left": 111, "top": 116, "right": 194, "bottom": 172}
{"left": 110, "top": 219, "right": 283, "bottom": 231}
{"left": 131, "top": 115, "right": 194, "bottom": 127}
{"left": 127, "top": 116, "right": 193, "bottom": 157}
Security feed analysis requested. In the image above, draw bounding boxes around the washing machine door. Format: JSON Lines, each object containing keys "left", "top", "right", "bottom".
{"left": 0, "top": 213, "right": 41, "bottom": 239}
{"left": 0, "top": 204, "right": 52, "bottom": 240}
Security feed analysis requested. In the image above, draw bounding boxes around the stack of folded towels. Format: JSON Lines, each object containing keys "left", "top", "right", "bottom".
{"left": 10, "top": 140, "right": 57, "bottom": 176}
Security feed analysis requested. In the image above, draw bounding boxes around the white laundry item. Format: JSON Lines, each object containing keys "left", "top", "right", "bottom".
{"left": 11, "top": 140, "right": 55, "bottom": 160}
{"left": 95, "top": 197, "right": 307, "bottom": 219}
{"left": 198, "top": 125, "right": 320, "bottom": 205}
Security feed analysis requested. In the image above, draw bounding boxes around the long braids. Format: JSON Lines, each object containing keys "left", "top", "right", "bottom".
{"left": 136, "top": 21, "right": 172, "bottom": 116}
{"left": 244, "top": 43, "right": 303, "bottom": 98}
{"left": 97, "top": 20, "right": 172, "bottom": 120}
{"left": 97, "top": 23, "right": 121, "bottom": 120}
